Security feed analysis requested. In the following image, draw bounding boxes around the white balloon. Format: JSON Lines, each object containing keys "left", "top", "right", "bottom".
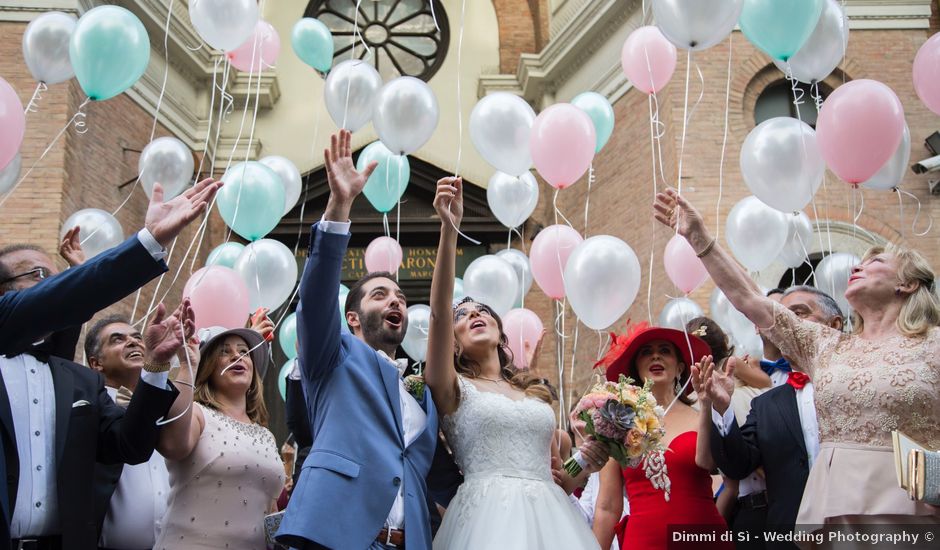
{"left": 496, "top": 248, "right": 533, "bottom": 307}
{"left": 777, "top": 212, "right": 815, "bottom": 268}
{"left": 234, "top": 239, "right": 299, "bottom": 312}
{"left": 373, "top": 76, "right": 439, "bottom": 155}
{"left": 402, "top": 304, "right": 431, "bottom": 362}
{"left": 773, "top": 0, "right": 848, "bottom": 84}
{"left": 658, "top": 297, "right": 704, "bottom": 330}
{"left": 710, "top": 288, "right": 755, "bottom": 341}
{"left": 863, "top": 123, "right": 911, "bottom": 191}
{"left": 726, "top": 196, "right": 789, "bottom": 272}
{"left": 324, "top": 60, "right": 382, "bottom": 132}
{"left": 22, "top": 12, "right": 76, "bottom": 85}
{"left": 731, "top": 324, "right": 764, "bottom": 358}
{"left": 487, "top": 171, "right": 539, "bottom": 229}
{"left": 652, "top": 0, "right": 744, "bottom": 51}
{"left": 139, "top": 137, "right": 194, "bottom": 200}
{"left": 0, "top": 154, "right": 22, "bottom": 195}
{"left": 741, "top": 117, "right": 824, "bottom": 213}
{"left": 814, "top": 252, "right": 858, "bottom": 318}
{"left": 260, "top": 155, "right": 303, "bottom": 215}
{"left": 61, "top": 208, "right": 124, "bottom": 259}
{"left": 564, "top": 235, "right": 641, "bottom": 330}
{"left": 469, "top": 93, "right": 536, "bottom": 177}
{"left": 189, "top": 0, "right": 259, "bottom": 52}
{"left": 463, "top": 255, "right": 519, "bottom": 316}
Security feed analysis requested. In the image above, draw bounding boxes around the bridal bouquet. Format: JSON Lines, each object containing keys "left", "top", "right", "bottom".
{"left": 564, "top": 375, "right": 671, "bottom": 499}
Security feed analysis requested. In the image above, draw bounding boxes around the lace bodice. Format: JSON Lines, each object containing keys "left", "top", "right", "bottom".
{"left": 440, "top": 377, "right": 556, "bottom": 480}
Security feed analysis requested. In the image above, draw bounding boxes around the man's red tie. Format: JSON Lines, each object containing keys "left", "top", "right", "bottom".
{"left": 787, "top": 371, "right": 810, "bottom": 390}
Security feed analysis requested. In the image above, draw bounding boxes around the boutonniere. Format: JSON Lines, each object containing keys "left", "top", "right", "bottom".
{"left": 403, "top": 374, "right": 426, "bottom": 400}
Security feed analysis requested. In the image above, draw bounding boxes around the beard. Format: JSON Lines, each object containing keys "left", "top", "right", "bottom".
{"left": 359, "top": 308, "right": 407, "bottom": 350}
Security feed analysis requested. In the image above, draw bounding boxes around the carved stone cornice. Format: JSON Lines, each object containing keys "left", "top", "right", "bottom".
{"left": 228, "top": 71, "right": 281, "bottom": 109}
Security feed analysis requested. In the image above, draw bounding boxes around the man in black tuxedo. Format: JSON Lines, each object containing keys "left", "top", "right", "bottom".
{"left": 705, "top": 286, "right": 843, "bottom": 549}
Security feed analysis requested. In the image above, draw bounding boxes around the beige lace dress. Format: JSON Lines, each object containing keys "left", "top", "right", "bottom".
{"left": 761, "top": 304, "right": 940, "bottom": 525}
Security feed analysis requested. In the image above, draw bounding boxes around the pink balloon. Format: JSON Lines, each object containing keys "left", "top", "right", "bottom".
{"left": 621, "top": 26, "right": 677, "bottom": 95}
{"left": 530, "top": 104, "right": 596, "bottom": 190}
{"left": 227, "top": 20, "right": 280, "bottom": 73}
{"left": 529, "top": 224, "right": 583, "bottom": 300}
{"left": 816, "top": 79, "right": 905, "bottom": 184}
{"left": 914, "top": 33, "right": 940, "bottom": 116}
{"left": 503, "top": 308, "right": 544, "bottom": 369}
{"left": 0, "top": 77, "right": 26, "bottom": 172}
{"left": 663, "top": 234, "right": 708, "bottom": 294}
{"left": 365, "top": 236, "right": 402, "bottom": 273}
{"left": 183, "top": 266, "right": 251, "bottom": 330}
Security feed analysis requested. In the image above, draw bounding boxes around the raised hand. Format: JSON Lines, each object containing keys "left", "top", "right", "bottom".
{"left": 146, "top": 178, "right": 222, "bottom": 248}
{"left": 58, "top": 226, "right": 86, "bottom": 267}
{"left": 702, "top": 355, "right": 737, "bottom": 415}
{"left": 432, "top": 176, "right": 464, "bottom": 230}
{"left": 145, "top": 299, "right": 196, "bottom": 364}
{"left": 249, "top": 307, "right": 275, "bottom": 341}
{"left": 652, "top": 187, "right": 707, "bottom": 240}
{"left": 689, "top": 355, "right": 710, "bottom": 398}
{"left": 323, "top": 130, "right": 377, "bottom": 220}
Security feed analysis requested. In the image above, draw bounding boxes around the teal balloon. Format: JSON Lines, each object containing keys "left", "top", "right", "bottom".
{"left": 571, "top": 92, "right": 615, "bottom": 153}
{"left": 292, "top": 18, "right": 333, "bottom": 73}
{"left": 280, "top": 313, "right": 298, "bottom": 358}
{"left": 338, "top": 284, "right": 350, "bottom": 328}
{"left": 740, "top": 0, "right": 824, "bottom": 61}
{"left": 357, "top": 141, "right": 410, "bottom": 213}
{"left": 217, "top": 162, "right": 285, "bottom": 241}
{"left": 69, "top": 6, "right": 150, "bottom": 101}
{"left": 207, "top": 242, "right": 245, "bottom": 268}
{"left": 278, "top": 358, "right": 295, "bottom": 401}
{"left": 454, "top": 277, "right": 466, "bottom": 301}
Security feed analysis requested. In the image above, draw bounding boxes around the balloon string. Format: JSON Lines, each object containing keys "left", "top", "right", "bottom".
{"left": 342, "top": 0, "right": 371, "bottom": 130}
{"left": 716, "top": 33, "right": 733, "bottom": 242}
{"left": 785, "top": 62, "right": 809, "bottom": 156}
{"left": 583, "top": 163, "right": 594, "bottom": 238}
{"left": 383, "top": 213, "right": 391, "bottom": 238}
{"left": 663, "top": 323, "right": 695, "bottom": 415}
{"left": 149, "top": 0, "right": 175, "bottom": 142}
{"left": 453, "top": 0, "right": 467, "bottom": 177}
{"left": 676, "top": 49, "right": 691, "bottom": 198}
{"left": 552, "top": 189, "right": 575, "bottom": 229}
{"left": 139, "top": 236, "right": 181, "bottom": 327}
{"left": 23, "top": 82, "right": 47, "bottom": 115}
{"left": 811, "top": 82, "right": 824, "bottom": 112}
{"left": 568, "top": 319, "right": 580, "bottom": 414}
{"left": 896, "top": 188, "right": 933, "bottom": 237}
{"left": 294, "top": 102, "right": 322, "bottom": 258}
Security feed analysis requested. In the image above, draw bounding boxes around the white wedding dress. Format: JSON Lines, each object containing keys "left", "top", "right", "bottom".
{"left": 433, "top": 377, "right": 600, "bottom": 549}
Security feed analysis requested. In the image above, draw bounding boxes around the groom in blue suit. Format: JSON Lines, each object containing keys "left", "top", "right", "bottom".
{"left": 277, "top": 130, "right": 439, "bottom": 550}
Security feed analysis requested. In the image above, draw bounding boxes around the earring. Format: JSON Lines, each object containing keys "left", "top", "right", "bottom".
{"left": 674, "top": 377, "right": 682, "bottom": 395}
{"left": 895, "top": 288, "right": 902, "bottom": 296}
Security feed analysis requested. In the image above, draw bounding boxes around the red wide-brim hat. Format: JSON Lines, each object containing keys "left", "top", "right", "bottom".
{"left": 597, "top": 321, "right": 711, "bottom": 387}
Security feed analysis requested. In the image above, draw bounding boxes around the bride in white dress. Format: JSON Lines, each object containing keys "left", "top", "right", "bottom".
{"left": 426, "top": 177, "right": 606, "bottom": 549}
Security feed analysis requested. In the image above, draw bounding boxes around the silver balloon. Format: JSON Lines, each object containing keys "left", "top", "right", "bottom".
{"left": 462, "top": 255, "right": 519, "bottom": 316}
{"left": 469, "top": 92, "right": 536, "bottom": 177}
{"left": 863, "top": 123, "right": 911, "bottom": 191}
{"left": 373, "top": 76, "right": 439, "bottom": 155}
{"left": 138, "top": 137, "right": 194, "bottom": 200}
{"left": 206, "top": 242, "right": 245, "bottom": 269}
{"left": 61, "top": 208, "right": 124, "bottom": 259}
{"left": 773, "top": 0, "right": 848, "bottom": 84}
{"left": 741, "top": 117, "right": 824, "bottom": 213}
{"left": 731, "top": 324, "right": 764, "bottom": 358}
{"left": 189, "top": 0, "right": 259, "bottom": 52}
{"left": 563, "top": 235, "right": 641, "bottom": 330}
{"left": 726, "top": 196, "right": 789, "bottom": 272}
{"left": 0, "top": 153, "right": 21, "bottom": 195}
{"left": 324, "top": 60, "right": 382, "bottom": 132}
{"left": 652, "top": 0, "right": 744, "bottom": 51}
{"left": 487, "top": 171, "right": 539, "bottom": 229}
{"left": 710, "top": 287, "right": 755, "bottom": 342}
{"left": 22, "top": 12, "right": 76, "bottom": 85}
{"left": 814, "top": 252, "right": 858, "bottom": 318}
{"left": 496, "top": 248, "right": 534, "bottom": 307}
{"left": 402, "top": 304, "right": 430, "bottom": 362}
{"left": 777, "top": 212, "right": 815, "bottom": 268}
{"left": 234, "top": 239, "right": 299, "bottom": 311}
{"left": 260, "top": 155, "right": 302, "bottom": 215}
{"left": 658, "top": 297, "right": 704, "bottom": 330}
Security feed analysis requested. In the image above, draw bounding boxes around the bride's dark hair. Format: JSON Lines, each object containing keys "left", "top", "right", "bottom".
{"left": 452, "top": 297, "right": 553, "bottom": 404}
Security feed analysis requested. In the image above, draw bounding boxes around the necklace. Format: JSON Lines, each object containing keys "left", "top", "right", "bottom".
{"left": 477, "top": 375, "right": 504, "bottom": 384}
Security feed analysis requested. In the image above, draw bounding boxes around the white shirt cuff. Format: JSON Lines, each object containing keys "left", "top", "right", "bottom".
{"left": 140, "top": 370, "right": 169, "bottom": 390}
{"left": 712, "top": 406, "right": 736, "bottom": 436}
{"left": 136, "top": 228, "right": 167, "bottom": 261}
{"left": 318, "top": 217, "right": 351, "bottom": 235}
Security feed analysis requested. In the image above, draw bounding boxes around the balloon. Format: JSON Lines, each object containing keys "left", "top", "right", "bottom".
{"left": 503, "top": 308, "right": 544, "bottom": 369}
{"left": 280, "top": 313, "right": 298, "bottom": 358}
{"left": 234, "top": 239, "right": 299, "bottom": 312}
{"left": 364, "top": 237, "right": 402, "bottom": 273}
{"left": 138, "top": 137, "right": 194, "bottom": 200}
{"left": 0, "top": 153, "right": 21, "bottom": 195}
{"left": 731, "top": 324, "right": 764, "bottom": 358}
{"left": 620, "top": 26, "right": 677, "bottom": 95}
{"left": 401, "top": 304, "right": 431, "bottom": 362}
{"left": 571, "top": 92, "right": 615, "bottom": 153}
{"left": 658, "top": 297, "right": 704, "bottom": 331}
{"left": 338, "top": 284, "right": 350, "bottom": 328}
{"left": 324, "top": 59, "right": 383, "bottom": 132}
{"left": 292, "top": 17, "right": 333, "bottom": 73}
{"left": 228, "top": 20, "right": 280, "bottom": 73}
{"left": 188, "top": 0, "right": 259, "bottom": 52}
{"left": 358, "top": 141, "right": 410, "bottom": 213}
{"left": 217, "top": 162, "right": 286, "bottom": 241}
{"left": 486, "top": 171, "right": 539, "bottom": 229}
{"left": 816, "top": 79, "right": 905, "bottom": 184}
{"left": 564, "top": 235, "right": 641, "bottom": 330}
{"left": 206, "top": 242, "right": 245, "bottom": 269}
{"left": 453, "top": 277, "right": 466, "bottom": 301}
{"left": 664, "top": 234, "right": 708, "bottom": 293}
{"left": 373, "top": 77, "right": 439, "bottom": 155}
{"left": 529, "top": 224, "right": 583, "bottom": 300}
{"left": 22, "top": 11, "right": 77, "bottom": 85}
{"left": 725, "top": 196, "right": 789, "bottom": 272}
{"left": 740, "top": 117, "right": 824, "bottom": 213}
{"left": 462, "top": 255, "right": 519, "bottom": 316}
{"left": 530, "top": 103, "right": 596, "bottom": 189}
{"left": 183, "top": 266, "right": 251, "bottom": 330}
{"left": 815, "top": 252, "right": 857, "bottom": 318}
{"left": 862, "top": 123, "right": 911, "bottom": 191}
{"left": 469, "top": 92, "right": 536, "bottom": 177}
{"left": 61, "top": 208, "right": 123, "bottom": 259}
{"left": 651, "top": 0, "right": 743, "bottom": 51}
{"left": 496, "top": 248, "right": 534, "bottom": 307}
{"left": 709, "top": 288, "right": 733, "bottom": 330}
{"left": 259, "top": 155, "right": 303, "bottom": 215}
{"left": 69, "top": 5, "right": 150, "bottom": 101}
{"left": 278, "top": 359, "right": 295, "bottom": 401}
{"left": 777, "top": 212, "right": 814, "bottom": 268}
{"left": 740, "top": 0, "right": 824, "bottom": 61}
{"left": 0, "top": 77, "right": 26, "bottom": 171}
{"left": 772, "top": 0, "right": 848, "bottom": 83}
{"left": 915, "top": 33, "right": 940, "bottom": 116}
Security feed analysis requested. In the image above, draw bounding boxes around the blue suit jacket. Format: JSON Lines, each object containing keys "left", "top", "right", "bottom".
{"left": 277, "top": 225, "right": 439, "bottom": 550}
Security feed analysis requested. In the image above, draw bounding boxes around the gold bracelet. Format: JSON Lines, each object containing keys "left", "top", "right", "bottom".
{"left": 142, "top": 360, "right": 172, "bottom": 374}
{"left": 695, "top": 238, "right": 716, "bottom": 258}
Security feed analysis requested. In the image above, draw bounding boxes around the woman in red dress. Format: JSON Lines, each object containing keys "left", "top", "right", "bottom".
{"left": 592, "top": 323, "right": 733, "bottom": 550}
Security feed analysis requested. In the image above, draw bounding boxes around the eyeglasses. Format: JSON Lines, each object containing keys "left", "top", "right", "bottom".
{"left": 1, "top": 267, "right": 49, "bottom": 285}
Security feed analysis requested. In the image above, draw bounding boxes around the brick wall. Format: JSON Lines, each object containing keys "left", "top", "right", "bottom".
{"left": 492, "top": 0, "right": 541, "bottom": 73}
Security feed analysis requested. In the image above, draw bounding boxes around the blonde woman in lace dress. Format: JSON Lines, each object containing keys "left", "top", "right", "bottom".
{"left": 653, "top": 188, "right": 940, "bottom": 537}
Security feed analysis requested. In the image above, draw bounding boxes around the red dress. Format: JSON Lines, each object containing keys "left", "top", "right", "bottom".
{"left": 617, "top": 431, "right": 732, "bottom": 550}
